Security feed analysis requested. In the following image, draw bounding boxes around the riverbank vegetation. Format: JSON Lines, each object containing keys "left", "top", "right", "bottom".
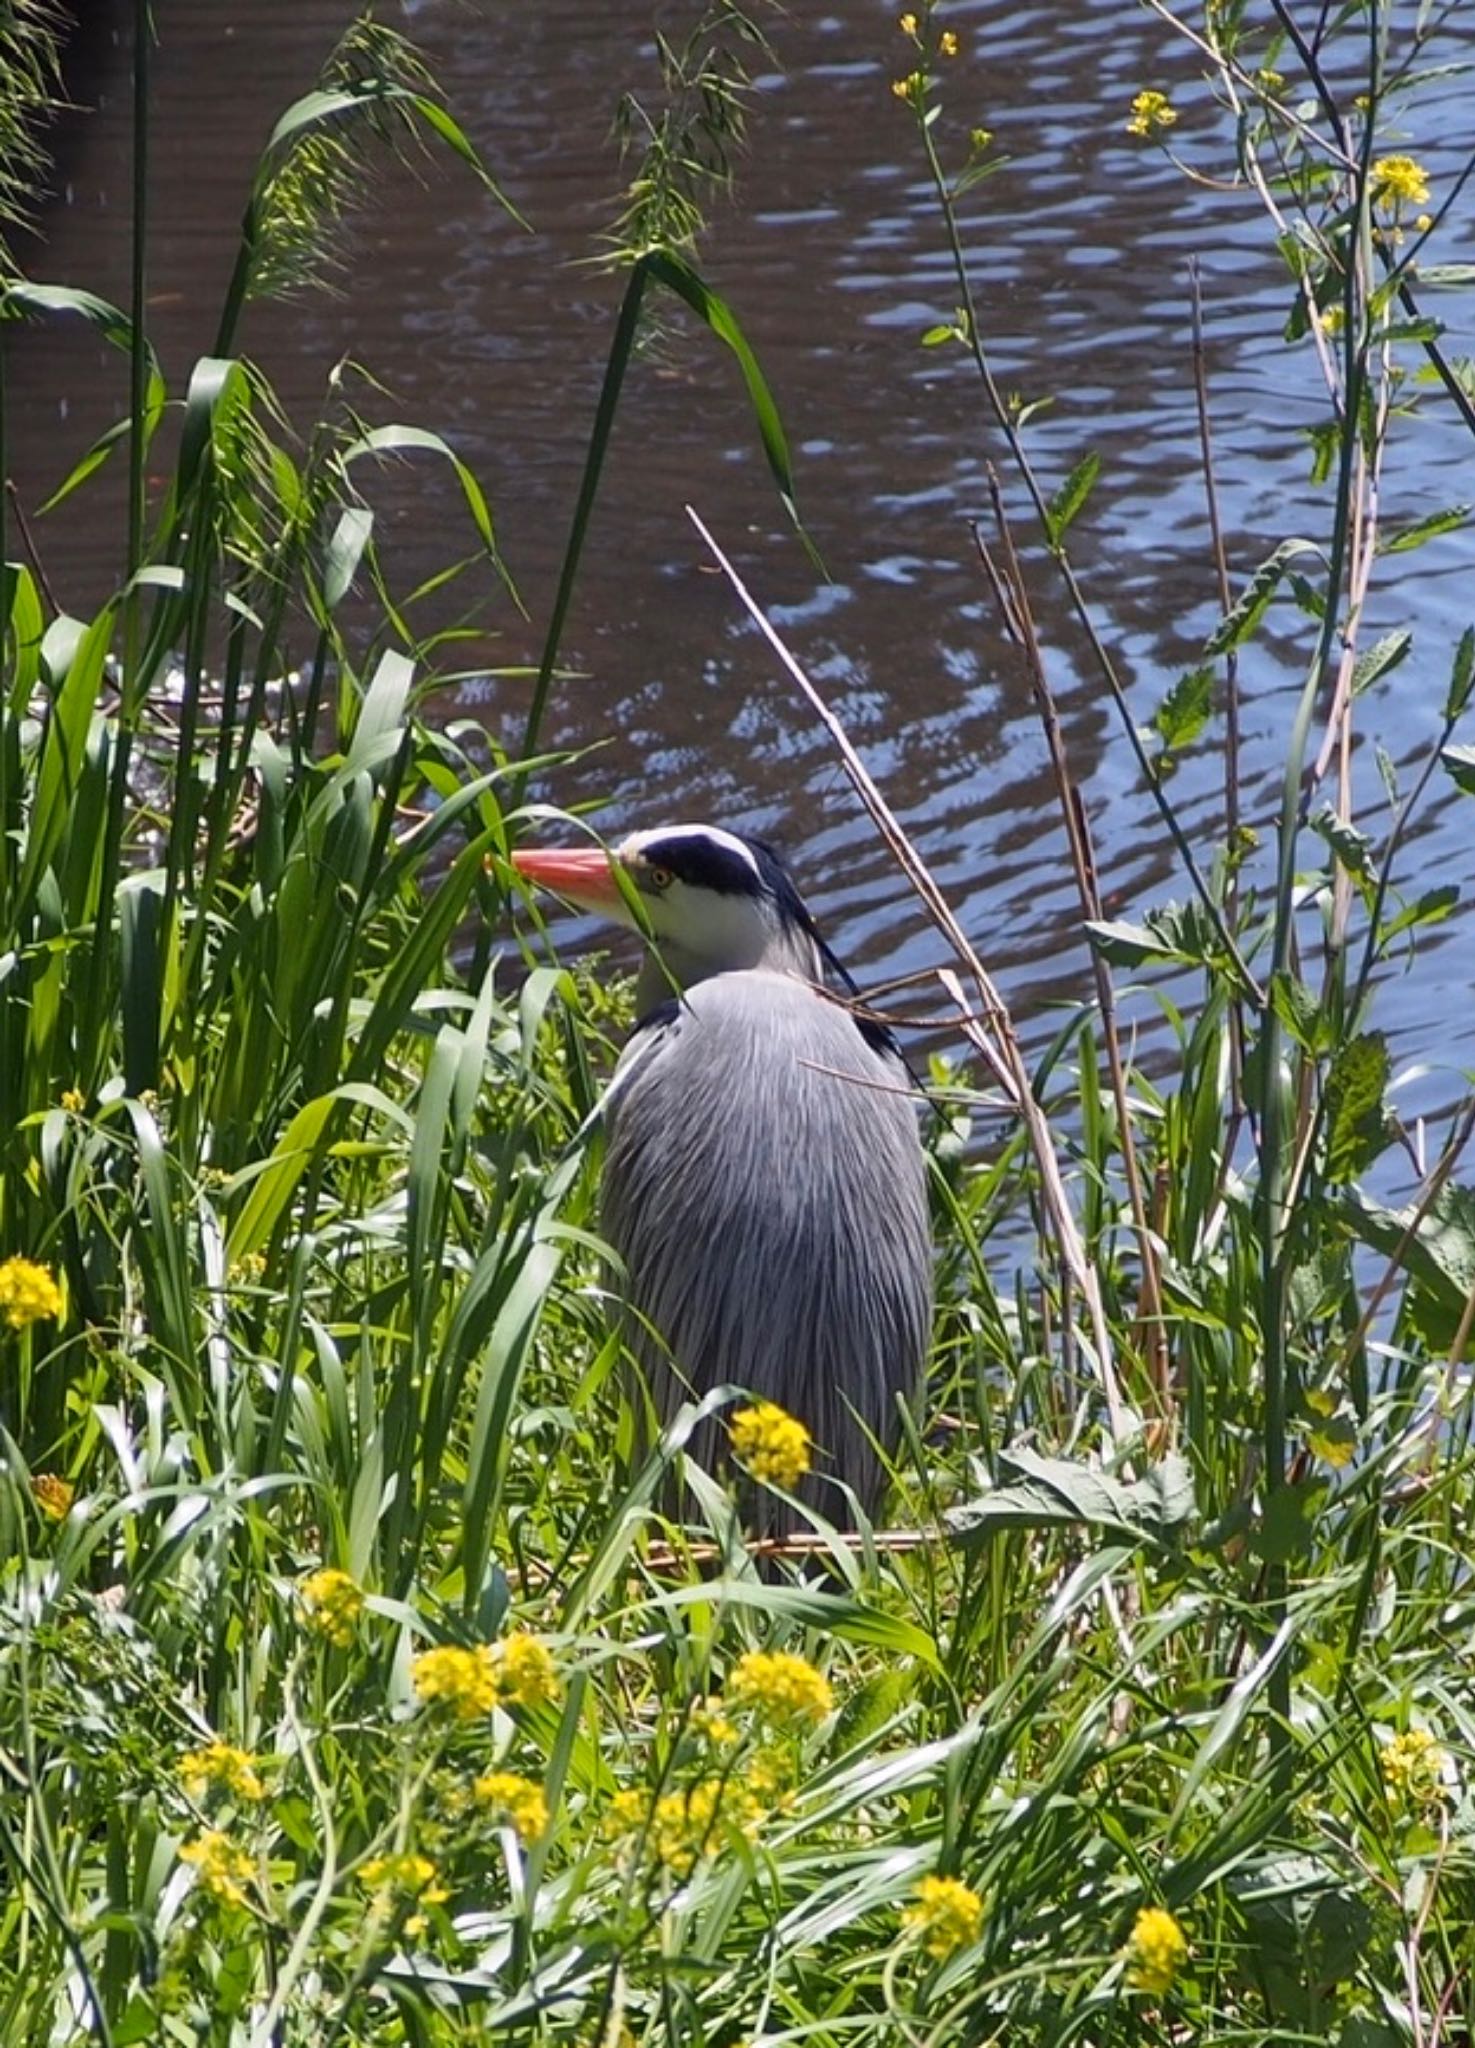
{"left": 2, "top": 2, "right": 1474, "bottom": 2042}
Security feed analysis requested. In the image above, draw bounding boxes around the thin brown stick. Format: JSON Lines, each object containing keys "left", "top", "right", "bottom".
{"left": 973, "top": 480, "right": 1172, "bottom": 1412}
{"left": 5, "top": 478, "right": 61, "bottom": 616}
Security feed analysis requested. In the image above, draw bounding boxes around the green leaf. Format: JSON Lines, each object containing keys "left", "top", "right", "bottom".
{"left": 1381, "top": 884, "right": 1459, "bottom": 943}
{"left": 652, "top": 1582, "right": 941, "bottom": 1667}
{"left": 1444, "top": 626, "right": 1475, "bottom": 720}
{"left": 1203, "top": 539, "right": 1321, "bottom": 656}
{"left": 1150, "top": 664, "right": 1215, "bottom": 753}
{"left": 323, "top": 506, "right": 373, "bottom": 611}
{"left": 645, "top": 249, "right": 821, "bottom": 574}
{"left": 1044, "top": 450, "right": 1100, "bottom": 547}
{"left": 1350, "top": 629, "right": 1412, "bottom": 694}
{"left": 1309, "top": 803, "right": 1376, "bottom": 881}
{"left": 1084, "top": 919, "right": 1179, "bottom": 969}
{"left": 1342, "top": 1183, "right": 1475, "bottom": 1354}
{"left": 1378, "top": 504, "right": 1469, "bottom": 554}
{"left": 1324, "top": 1031, "right": 1391, "bottom": 1182}
{"left": 341, "top": 423, "right": 521, "bottom": 611}
{"left": 947, "top": 1448, "right": 1196, "bottom": 1550}
{"left": 1252, "top": 1481, "right": 1325, "bottom": 1564}
{"left": 1441, "top": 743, "right": 1475, "bottom": 794}
{"left": 1269, "top": 970, "right": 1332, "bottom": 1054}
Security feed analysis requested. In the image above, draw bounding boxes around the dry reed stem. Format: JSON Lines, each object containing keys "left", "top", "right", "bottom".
{"left": 973, "top": 472, "right": 1172, "bottom": 1415}
{"left": 685, "top": 504, "right": 1130, "bottom": 1447}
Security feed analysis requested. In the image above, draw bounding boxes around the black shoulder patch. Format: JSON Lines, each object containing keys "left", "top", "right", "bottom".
{"left": 628, "top": 993, "right": 683, "bottom": 1044}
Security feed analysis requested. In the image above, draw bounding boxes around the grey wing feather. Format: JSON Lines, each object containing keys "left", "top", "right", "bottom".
{"left": 601, "top": 970, "right": 932, "bottom": 1513}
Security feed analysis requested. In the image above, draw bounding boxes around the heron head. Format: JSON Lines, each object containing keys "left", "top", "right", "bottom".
{"left": 512, "top": 823, "right": 823, "bottom": 991}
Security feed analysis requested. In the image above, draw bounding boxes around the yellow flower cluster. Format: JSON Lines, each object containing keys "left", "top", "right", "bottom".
{"left": 493, "top": 1631, "right": 562, "bottom": 1709}
{"left": 939, "top": 29, "right": 959, "bottom": 56}
{"left": 299, "top": 1567, "right": 365, "bottom": 1648}
{"left": 728, "top": 1649, "right": 833, "bottom": 1728}
{"left": 1381, "top": 1727, "right": 1449, "bottom": 1809}
{"left": 32, "top": 1473, "right": 74, "bottom": 1521}
{"left": 1126, "top": 90, "right": 1178, "bottom": 138}
{"left": 412, "top": 1633, "right": 560, "bottom": 1721}
{"left": 689, "top": 1698, "right": 740, "bottom": 1748}
{"left": 730, "top": 1402, "right": 811, "bottom": 1490}
{"left": 1372, "top": 154, "right": 1430, "bottom": 210}
{"left": 604, "top": 1777, "right": 760, "bottom": 1876}
{"left": 1126, "top": 1906, "right": 1188, "bottom": 1995}
{"left": 473, "top": 1771, "right": 549, "bottom": 1843}
{"left": 178, "top": 1741, "right": 267, "bottom": 1805}
{"left": 904, "top": 1874, "right": 983, "bottom": 1958}
{"left": 359, "top": 1851, "right": 449, "bottom": 1912}
{"left": 413, "top": 1644, "right": 498, "bottom": 1720}
{"left": 0, "top": 1256, "right": 63, "bottom": 1331}
{"left": 179, "top": 1829, "right": 254, "bottom": 1907}
{"left": 892, "top": 70, "right": 925, "bottom": 103}
{"left": 60, "top": 1088, "right": 85, "bottom": 1114}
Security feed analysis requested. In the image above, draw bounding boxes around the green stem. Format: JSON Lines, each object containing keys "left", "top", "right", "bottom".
{"left": 514, "top": 257, "right": 650, "bottom": 790}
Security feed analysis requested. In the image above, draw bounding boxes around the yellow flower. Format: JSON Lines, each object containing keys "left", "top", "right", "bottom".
{"left": 1380, "top": 1727, "right": 1449, "bottom": 1809}
{"left": 178, "top": 1741, "right": 267, "bottom": 1805}
{"left": 0, "top": 1257, "right": 63, "bottom": 1331}
{"left": 60, "top": 1088, "right": 84, "bottom": 1114}
{"left": 970, "top": 126, "right": 994, "bottom": 151}
{"left": 604, "top": 1778, "right": 759, "bottom": 1875}
{"left": 492, "top": 1631, "right": 562, "bottom": 1710}
{"left": 1256, "top": 67, "right": 1285, "bottom": 91}
{"left": 179, "top": 1829, "right": 254, "bottom": 1908}
{"left": 473, "top": 1770, "right": 549, "bottom": 1843}
{"left": 359, "top": 1851, "right": 449, "bottom": 1909}
{"left": 413, "top": 1644, "right": 498, "bottom": 1721}
{"left": 299, "top": 1567, "right": 365, "bottom": 1648}
{"left": 892, "top": 71, "right": 924, "bottom": 102}
{"left": 939, "top": 29, "right": 959, "bottom": 56}
{"left": 228, "top": 1251, "right": 267, "bottom": 1284}
{"left": 898, "top": 10, "right": 917, "bottom": 31}
{"left": 1125, "top": 1906, "right": 1189, "bottom": 1995}
{"left": 1415, "top": 212, "right": 1433, "bottom": 233}
{"left": 32, "top": 1473, "right": 74, "bottom": 1521}
{"left": 1126, "top": 89, "right": 1177, "bottom": 138}
{"left": 730, "top": 1402, "right": 811, "bottom": 1490}
{"left": 1372, "top": 154, "right": 1430, "bottom": 210}
{"left": 748, "top": 1745, "right": 796, "bottom": 1810}
{"left": 690, "top": 1698, "right": 740, "bottom": 1748}
{"left": 1307, "top": 1416, "right": 1356, "bottom": 1466}
{"left": 903, "top": 1874, "right": 983, "bottom": 1959}
{"left": 727, "top": 1649, "right": 833, "bottom": 1728}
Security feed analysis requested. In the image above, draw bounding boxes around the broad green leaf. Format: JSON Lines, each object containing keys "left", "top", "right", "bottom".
{"left": 1324, "top": 1031, "right": 1390, "bottom": 1182}
{"left": 1381, "top": 884, "right": 1459, "bottom": 943}
{"left": 1044, "top": 450, "right": 1100, "bottom": 546}
{"left": 1150, "top": 664, "right": 1215, "bottom": 754}
{"left": 947, "top": 1448, "right": 1196, "bottom": 1549}
{"left": 1203, "top": 539, "right": 1320, "bottom": 656}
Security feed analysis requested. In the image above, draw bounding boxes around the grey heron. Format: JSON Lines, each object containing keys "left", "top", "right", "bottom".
{"left": 512, "top": 824, "right": 932, "bottom": 1523}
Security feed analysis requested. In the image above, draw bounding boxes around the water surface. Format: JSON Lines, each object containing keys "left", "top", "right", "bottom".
{"left": 10, "top": 0, "right": 1475, "bottom": 1108}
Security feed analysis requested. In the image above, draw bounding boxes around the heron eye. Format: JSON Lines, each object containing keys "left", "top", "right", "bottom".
{"left": 645, "top": 865, "right": 674, "bottom": 892}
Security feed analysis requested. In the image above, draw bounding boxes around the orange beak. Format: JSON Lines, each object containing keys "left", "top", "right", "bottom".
{"left": 510, "top": 845, "right": 623, "bottom": 913}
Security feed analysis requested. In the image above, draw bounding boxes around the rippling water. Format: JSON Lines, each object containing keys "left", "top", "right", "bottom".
{"left": 10, "top": 0, "right": 1475, "bottom": 1099}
